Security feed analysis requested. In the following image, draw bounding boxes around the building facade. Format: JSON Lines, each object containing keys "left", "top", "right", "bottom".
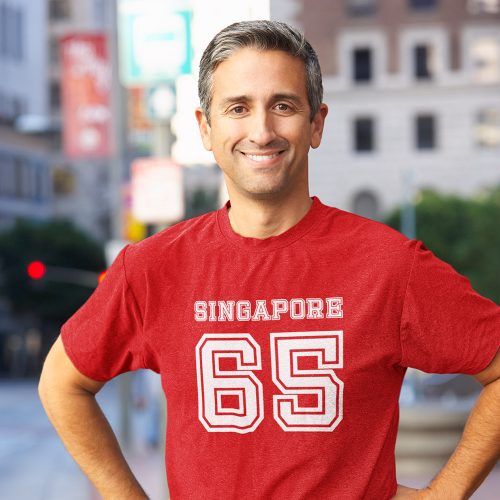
{"left": 272, "top": 0, "right": 500, "bottom": 220}
{"left": 0, "top": 0, "right": 111, "bottom": 240}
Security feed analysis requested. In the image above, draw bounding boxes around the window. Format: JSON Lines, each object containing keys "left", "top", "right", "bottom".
{"left": 50, "top": 82, "right": 61, "bottom": 109}
{"left": 11, "top": 97, "right": 24, "bottom": 117}
{"left": 354, "top": 117, "right": 375, "bottom": 152}
{"left": 0, "top": 154, "right": 12, "bottom": 196}
{"left": 52, "top": 167, "right": 75, "bottom": 195}
{"left": 475, "top": 109, "right": 500, "bottom": 147}
{"left": 414, "top": 44, "right": 433, "bottom": 80}
{"left": 49, "top": 0, "right": 71, "bottom": 20}
{"left": 415, "top": 115, "right": 436, "bottom": 150}
{"left": 49, "top": 38, "right": 60, "bottom": 64}
{"left": 0, "top": 4, "right": 7, "bottom": 56}
{"left": 13, "top": 157, "right": 24, "bottom": 197}
{"left": 347, "top": 0, "right": 377, "bottom": 16}
{"left": 409, "top": 0, "right": 438, "bottom": 9}
{"left": 352, "top": 191, "right": 379, "bottom": 220}
{"left": 467, "top": 0, "right": 500, "bottom": 14}
{"left": 14, "top": 8, "right": 23, "bottom": 60}
{"left": 0, "top": 5, "right": 23, "bottom": 60}
{"left": 471, "top": 38, "right": 500, "bottom": 83}
{"left": 353, "top": 48, "right": 372, "bottom": 83}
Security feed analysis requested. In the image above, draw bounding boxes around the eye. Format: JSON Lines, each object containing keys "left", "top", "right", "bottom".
{"left": 274, "top": 103, "right": 293, "bottom": 113}
{"left": 229, "top": 105, "right": 247, "bottom": 115}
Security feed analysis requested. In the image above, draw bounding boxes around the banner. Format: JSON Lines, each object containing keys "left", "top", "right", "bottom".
{"left": 60, "top": 34, "right": 112, "bottom": 159}
{"left": 131, "top": 157, "right": 184, "bottom": 223}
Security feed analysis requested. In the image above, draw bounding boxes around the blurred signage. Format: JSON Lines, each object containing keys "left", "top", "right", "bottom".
{"left": 122, "top": 182, "right": 147, "bottom": 241}
{"left": 146, "top": 84, "right": 176, "bottom": 120}
{"left": 118, "top": 0, "right": 192, "bottom": 86}
{"left": 131, "top": 157, "right": 184, "bottom": 223}
{"left": 127, "top": 87, "right": 153, "bottom": 149}
{"left": 60, "top": 34, "right": 112, "bottom": 159}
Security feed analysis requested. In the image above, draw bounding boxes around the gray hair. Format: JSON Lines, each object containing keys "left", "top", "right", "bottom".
{"left": 198, "top": 20, "right": 323, "bottom": 124}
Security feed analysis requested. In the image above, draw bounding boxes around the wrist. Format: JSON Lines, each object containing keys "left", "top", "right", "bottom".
{"left": 425, "top": 480, "right": 467, "bottom": 500}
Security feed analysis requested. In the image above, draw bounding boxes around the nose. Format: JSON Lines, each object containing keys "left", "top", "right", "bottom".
{"left": 247, "top": 109, "right": 278, "bottom": 146}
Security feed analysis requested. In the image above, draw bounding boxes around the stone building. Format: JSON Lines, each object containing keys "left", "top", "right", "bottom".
{"left": 272, "top": 0, "right": 500, "bottom": 220}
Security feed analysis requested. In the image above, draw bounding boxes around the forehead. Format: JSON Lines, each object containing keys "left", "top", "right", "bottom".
{"left": 211, "top": 48, "right": 307, "bottom": 103}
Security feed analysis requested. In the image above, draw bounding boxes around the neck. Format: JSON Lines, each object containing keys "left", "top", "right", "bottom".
{"left": 226, "top": 191, "right": 313, "bottom": 240}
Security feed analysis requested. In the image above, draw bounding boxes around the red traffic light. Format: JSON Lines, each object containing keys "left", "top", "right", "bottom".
{"left": 98, "top": 270, "right": 107, "bottom": 283}
{"left": 27, "top": 261, "right": 47, "bottom": 280}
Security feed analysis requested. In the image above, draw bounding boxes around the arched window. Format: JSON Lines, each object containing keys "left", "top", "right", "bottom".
{"left": 352, "top": 190, "right": 380, "bottom": 220}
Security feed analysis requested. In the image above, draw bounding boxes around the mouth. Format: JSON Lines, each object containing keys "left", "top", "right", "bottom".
{"left": 240, "top": 151, "right": 285, "bottom": 163}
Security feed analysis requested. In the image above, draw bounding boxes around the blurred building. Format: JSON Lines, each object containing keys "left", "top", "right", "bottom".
{"left": 272, "top": 0, "right": 500, "bottom": 220}
{"left": 0, "top": 0, "right": 111, "bottom": 240}
{"left": 2, "top": 0, "right": 499, "bottom": 233}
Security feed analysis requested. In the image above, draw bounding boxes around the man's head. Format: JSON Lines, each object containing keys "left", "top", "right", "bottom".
{"left": 198, "top": 20, "right": 323, "bottom": 124}
{"left": 195, "top": 21, "right": 328, "bottom": 203}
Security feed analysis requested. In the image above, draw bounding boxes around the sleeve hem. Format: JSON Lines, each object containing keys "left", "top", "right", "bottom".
{"left": 122, "top": 244, "right": 149, "bottom": 370}
{"left": 469, "top": 344, "right": 500, "bottom": 377}
{"left": 60, "top": 327, "right": 111, "bottom": 382}
{"left": 397, "top": 240, "right": 419, "bottom": 367}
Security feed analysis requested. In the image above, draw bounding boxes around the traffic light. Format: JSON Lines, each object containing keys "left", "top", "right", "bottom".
{"left": 98, "top": 270, "right": 107, "bottom": 283}
{"left": 27, "top": 261, "right": 46, "bottom": 280}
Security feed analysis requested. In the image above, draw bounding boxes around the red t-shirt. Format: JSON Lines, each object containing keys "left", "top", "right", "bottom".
{"left": 61, "top": 196, "right": 499, "bottom": 500}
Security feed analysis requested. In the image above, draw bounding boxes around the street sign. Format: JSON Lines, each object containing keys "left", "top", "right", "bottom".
{"left": 118, "top": 0, "right": 192, "bottom": 86}
{"left": 131, "top": 157, "right": 184, "bottom": 223}
{"left": 146, "top": 84, "right": 176, "bottom": 120}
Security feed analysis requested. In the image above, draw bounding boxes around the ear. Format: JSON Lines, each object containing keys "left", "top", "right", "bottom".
{"left": 310, "top": 103, "right": 328, "bottom": 149}
{"left": 195, "top": 107, "right": 213, "bottom": 151}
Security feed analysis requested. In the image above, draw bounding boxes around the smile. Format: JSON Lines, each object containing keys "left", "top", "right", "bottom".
{"left": 242, "top": 152, "right": 283, "bottom": 162}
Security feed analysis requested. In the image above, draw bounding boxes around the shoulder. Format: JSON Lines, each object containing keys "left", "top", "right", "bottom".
{"left": 317, "top": 200, "right": 414, "bottom": 257}
{"left": 124, "top": 209, "right": 219, "bottom": 267}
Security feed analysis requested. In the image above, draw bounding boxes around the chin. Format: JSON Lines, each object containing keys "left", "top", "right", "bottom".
{"left": 242, "top": 185, "right": 292, "bottom": 201}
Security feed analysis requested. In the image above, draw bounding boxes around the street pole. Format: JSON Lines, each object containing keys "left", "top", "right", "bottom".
{"left": 151, "top": 113, "right": 174, "bottom": 499}
{"left": 108, "top": 0, "right": 132, "bottom": 448}
{"left": 401, "top": 165, "right": 416, "bottom": 240}
{"left": 401, "top": 164, "right": 419, "bottom": 401}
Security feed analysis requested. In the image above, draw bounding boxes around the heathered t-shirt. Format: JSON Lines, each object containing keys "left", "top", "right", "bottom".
{"left": 62, "top": 196, "right": 500, "bottom": 500}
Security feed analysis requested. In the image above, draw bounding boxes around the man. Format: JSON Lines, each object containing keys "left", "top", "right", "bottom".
{"left": 39, "top": 20, "right": 499, "bottom": 499}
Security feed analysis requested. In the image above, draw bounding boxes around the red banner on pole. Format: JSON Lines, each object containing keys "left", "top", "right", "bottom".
{"left": 60, "top": 34, "right": 112, "bottom": 159}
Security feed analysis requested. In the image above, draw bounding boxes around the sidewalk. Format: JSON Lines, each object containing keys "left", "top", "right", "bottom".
{"left": 0, "top": 377, "right": 166, "bottom": 500}
{"left": 0, "top": 377, "right": 498, "bottom": 499}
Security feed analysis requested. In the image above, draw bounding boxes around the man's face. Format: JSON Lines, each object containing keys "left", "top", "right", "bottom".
{"left": 196, "top": 48, "right": 328, "bottom": 201}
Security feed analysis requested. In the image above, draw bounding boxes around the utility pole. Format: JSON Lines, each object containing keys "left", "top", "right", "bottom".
{"left": 401, "top": 166, "right": 416, "bottom": 240}
{"left": 108, "top": 0, "right": 132, "bottom": 448}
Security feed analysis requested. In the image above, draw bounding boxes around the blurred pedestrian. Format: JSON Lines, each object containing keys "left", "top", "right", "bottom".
{"left": 39, "top": 20, "right": 499, "bottom": 500}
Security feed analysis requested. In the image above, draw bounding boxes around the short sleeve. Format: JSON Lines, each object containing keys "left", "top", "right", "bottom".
{"left": 399, "top": 241, "right": 500, "bottom": 374}
{"left": 61, "top": 245, "right": 146, "bottom": 381}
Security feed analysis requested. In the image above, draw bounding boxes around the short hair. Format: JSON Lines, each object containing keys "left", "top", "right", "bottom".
{"left": 198, "top": 20, "right": 323, "bottom": 124}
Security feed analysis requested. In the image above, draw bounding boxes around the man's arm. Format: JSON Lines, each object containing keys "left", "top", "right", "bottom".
{"left": 38, "top": 335, "right": 149, "bottom": 500}
{"left": 395, "top": 347, "right": 500, "bottom": 499}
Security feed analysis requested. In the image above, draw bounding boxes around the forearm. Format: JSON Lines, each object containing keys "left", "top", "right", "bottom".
{"left": 38, "top": 335, "right": 149, "bottom": 498}
{"left": 427, "top": 378, "right": 500, "bottom": 499}
{"left": 39, "top": 378, "right": 148, "bottom": 499}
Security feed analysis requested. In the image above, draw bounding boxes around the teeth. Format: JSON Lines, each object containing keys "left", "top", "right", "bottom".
{"left": 245, "top": 152, "right": 280, "bottom": 162}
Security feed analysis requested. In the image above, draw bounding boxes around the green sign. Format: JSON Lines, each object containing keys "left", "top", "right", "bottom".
{"left": 118, "top": 0, "right": 192, "bottom": 85}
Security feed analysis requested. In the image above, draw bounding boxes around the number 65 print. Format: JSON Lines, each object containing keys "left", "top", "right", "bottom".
{"left": 195, "top": 331, "right": 344, "bottom": 433}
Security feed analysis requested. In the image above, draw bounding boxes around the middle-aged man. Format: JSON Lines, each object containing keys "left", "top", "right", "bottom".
{"left": 39, "top": 20, "right": 500, "bottom": 500}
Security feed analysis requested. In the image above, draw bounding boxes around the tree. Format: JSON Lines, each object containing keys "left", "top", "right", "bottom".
{"left": 384, "top": 187, "right": 500, "bottom": 304}
{"left": 0, "top": 219, "right": 106, "bottom": 324}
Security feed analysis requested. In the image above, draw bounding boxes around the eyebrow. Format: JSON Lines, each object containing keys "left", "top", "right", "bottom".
{"left": 218, "top": 93, "right": 305, "bottom": 109}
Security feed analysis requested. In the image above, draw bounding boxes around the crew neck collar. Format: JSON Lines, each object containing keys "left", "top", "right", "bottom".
{"left": 216, "top": 196, "right": 324, "bottom": 252}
